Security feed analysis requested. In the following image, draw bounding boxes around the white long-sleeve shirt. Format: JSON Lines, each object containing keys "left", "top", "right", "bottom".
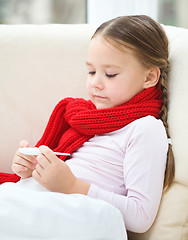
{"left": 66, "top": 116, "right": 168, "bottom": 233}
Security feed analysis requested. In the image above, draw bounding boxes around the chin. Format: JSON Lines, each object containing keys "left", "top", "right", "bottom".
{"left": 95, "top": 104, "right": 110, "bottom": 110}
{"left": 92, "top": 100, "right": 112, "bottom": 109}
{"left": 95, "top": 104, "right": 104, "bottom": 109}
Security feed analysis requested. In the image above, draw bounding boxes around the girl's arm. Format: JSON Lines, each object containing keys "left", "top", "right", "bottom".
{"left": 87, "top": 119, "right": 168, "bottom": 233}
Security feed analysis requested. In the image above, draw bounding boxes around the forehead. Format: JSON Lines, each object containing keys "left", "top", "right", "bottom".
{"left": 88, "top": 36, "right": 127, "bottom": 61}
{"left": 87, "top": 35, "right": 139, "bottom": 67}
{"left": 89, "top": 35, "right": 130, "bottom": 54}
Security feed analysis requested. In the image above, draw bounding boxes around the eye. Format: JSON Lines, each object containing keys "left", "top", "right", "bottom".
{"left": 88, "top": 71, "right": 96, "bottom": 76}
{"left": 106, "top": 73, "right": 117, "bottom": 78}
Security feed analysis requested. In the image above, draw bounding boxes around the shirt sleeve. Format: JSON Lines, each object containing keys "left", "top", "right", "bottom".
{"left": 87, "top": 118, "right": 168, "bottom": 233}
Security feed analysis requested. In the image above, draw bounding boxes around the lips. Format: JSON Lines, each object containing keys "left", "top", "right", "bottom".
{"left": 94, "top": 95, "right": 106, "bottom": 100}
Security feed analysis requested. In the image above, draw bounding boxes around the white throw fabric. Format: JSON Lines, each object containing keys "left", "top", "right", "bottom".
{"left": 0, "top": 178, "right": 127, "bottom": 240}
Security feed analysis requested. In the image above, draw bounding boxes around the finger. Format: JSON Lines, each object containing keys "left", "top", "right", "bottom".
{"left": 15, "top": 153, "right": 37, "bottom": 167}
{"left": 12, "top": 159, "right": 36, "bottom": 170}
{"left": 35, "top": 163, "right": 44, "bottom": 173}
{"left": 17, "top": 151, "right": 38, "bottom": 165}
{"left": 38, "top": 145, "right": 57, "bottom": 163}
{"left": 32, "top": 169, "right": 41, "bottom": 180}
{"left": 37, "top": 154, "right": 50, "bottom": 168}
{"left": 12, "top": 163, "right": 28, "bottom": 173}
{"left": 19, "top": 140, "right": 30, "bottom": 148}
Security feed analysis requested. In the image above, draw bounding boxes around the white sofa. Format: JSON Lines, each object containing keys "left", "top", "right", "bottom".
{"left": 0, "top": 23, "right": 187, "bottom": 240}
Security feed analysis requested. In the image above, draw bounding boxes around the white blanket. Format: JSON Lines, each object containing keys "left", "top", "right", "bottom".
{"left": 0, "top": 178, "right": 127, "bottom": 239}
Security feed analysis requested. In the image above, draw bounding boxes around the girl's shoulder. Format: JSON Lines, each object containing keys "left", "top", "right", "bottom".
{"left": 113, "top": 115, "right": 166, "bottom": 136}
{"left": 132, "top": 115, "right": 165, "bottom": 130}
{"left": 106, "top": 116, "right": 168, "bottom": 152}
{"left": 126, "top": 116, "right": 168, "bottom": 147}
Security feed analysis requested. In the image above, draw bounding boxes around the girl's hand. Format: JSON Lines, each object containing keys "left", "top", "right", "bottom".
{"left": 12, "top": 140, "right": 37, "bottom": 179}
{"left": 32, "top": 145, "right": 90, "bottom": 194}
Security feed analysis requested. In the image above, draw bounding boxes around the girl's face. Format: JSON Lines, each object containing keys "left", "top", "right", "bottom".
{"left": 86, "top": 36, "right": 149, "bottom": 109}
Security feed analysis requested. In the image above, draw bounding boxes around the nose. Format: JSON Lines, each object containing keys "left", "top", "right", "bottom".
{"left": 91, "top": 73, "right": 104, "bottom": 89}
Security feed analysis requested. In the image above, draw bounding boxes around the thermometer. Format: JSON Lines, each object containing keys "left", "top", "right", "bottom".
{"left": 19, "top": 147, "right": 70, "bottom": 156}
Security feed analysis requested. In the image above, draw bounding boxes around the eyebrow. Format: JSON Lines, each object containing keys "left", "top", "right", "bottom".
{"left": 86, "top": 61, "right": 121, "bottom": 69}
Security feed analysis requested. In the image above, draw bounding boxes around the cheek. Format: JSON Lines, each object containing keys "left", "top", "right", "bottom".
{"left": 86, "top": 79, "right": 92, "bottom": 96}
{"left": 107, "top": 79, "right": 137, "bottom": 104}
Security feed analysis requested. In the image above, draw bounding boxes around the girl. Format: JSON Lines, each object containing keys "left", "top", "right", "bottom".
{"left": 0, "top": 15, "right": 174, "bottom": 234}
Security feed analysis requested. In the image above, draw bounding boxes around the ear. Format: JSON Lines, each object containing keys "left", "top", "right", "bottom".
{"left": 143, "top": 67, "right": 160, "bottom": 89}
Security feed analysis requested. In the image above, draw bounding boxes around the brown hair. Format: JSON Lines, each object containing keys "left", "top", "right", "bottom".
{"left": 92, "top": 15, "right": 175, "bottom": 190}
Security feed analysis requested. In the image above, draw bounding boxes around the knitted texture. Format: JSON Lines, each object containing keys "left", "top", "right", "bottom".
{"left": 0, "top": 173, "right": 20, "bottom": 184}
{"left": 0, "top": 85, "right": 162, "bottom": 184}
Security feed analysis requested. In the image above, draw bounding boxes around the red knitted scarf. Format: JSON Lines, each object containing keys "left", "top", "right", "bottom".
{"left": 0, "top": 85, "right": 162, "bottom": 184}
